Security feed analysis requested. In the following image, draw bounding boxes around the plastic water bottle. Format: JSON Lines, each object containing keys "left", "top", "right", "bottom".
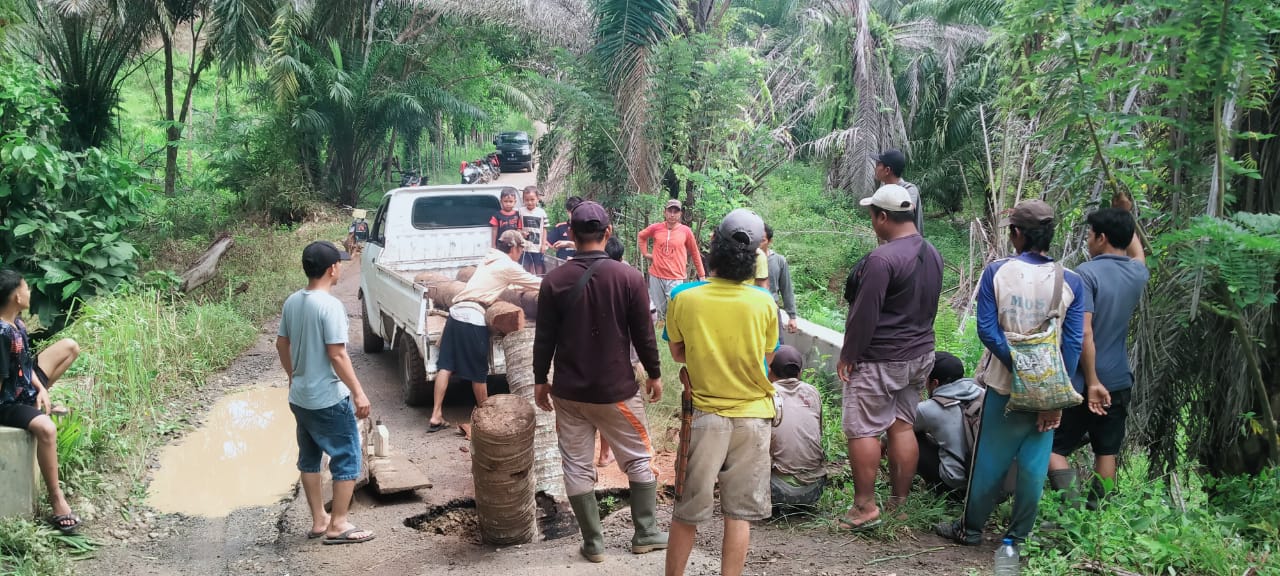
{"left": 994, "top": 538, "right": 1020, "bottom": 575}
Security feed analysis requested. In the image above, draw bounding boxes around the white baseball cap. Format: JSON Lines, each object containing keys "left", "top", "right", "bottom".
{"left": 859, "top": 184, "right": 914, "bottom": 212}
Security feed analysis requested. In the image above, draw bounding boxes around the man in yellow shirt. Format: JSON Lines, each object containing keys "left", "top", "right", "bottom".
{"left": 663, "top": 208, "right": 778, "bottom": 576}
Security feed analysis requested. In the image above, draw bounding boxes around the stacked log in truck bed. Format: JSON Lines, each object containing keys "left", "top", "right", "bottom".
{"left": 413, "top": 267, "right": 538, "bottom": 336}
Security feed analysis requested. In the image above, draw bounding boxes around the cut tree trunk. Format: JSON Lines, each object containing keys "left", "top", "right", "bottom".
{"left": 180, "top": 234, "right": 235, "bottom": 293}
{"left": 413, "top": 272, "right": 452, "bottom": 285}
{"left": 500, "top": 289, "right": 539, "bottom": 322}
{"left": 456, "top": 266, "right": 478, "bottom": 283}
{"left": 427, "top": 281, "right": 467, "bottom": 308}
{"left": 484, "top": 302, "right": 525, "bottom": 335}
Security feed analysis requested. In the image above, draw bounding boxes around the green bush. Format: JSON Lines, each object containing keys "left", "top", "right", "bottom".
{"left": 0, "top": 62, "right": 150, "bottom": 327}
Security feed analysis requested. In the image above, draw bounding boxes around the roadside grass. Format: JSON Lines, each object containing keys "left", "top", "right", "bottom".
{"left": 0, "top": 220, "right": 346, "bottom": 576}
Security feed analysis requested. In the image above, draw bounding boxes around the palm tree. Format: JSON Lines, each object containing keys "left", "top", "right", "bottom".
{"left": 804, "top": 0, "right": 995, "bottom": 199}
{"left": 12, "top": 0, "right": 150, "bottom": 150}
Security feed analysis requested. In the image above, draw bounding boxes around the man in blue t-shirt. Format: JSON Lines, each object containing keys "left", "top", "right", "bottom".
{"left": 276, "top": 241, "right": 375, "bottom": 545}
{"left": 1048, "top": 200, "right": 1148, "bottom": 509}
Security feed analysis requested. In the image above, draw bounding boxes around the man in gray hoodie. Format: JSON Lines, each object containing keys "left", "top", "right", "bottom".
{"left": 915, "top": 352, "right": 983, "bottom": 494}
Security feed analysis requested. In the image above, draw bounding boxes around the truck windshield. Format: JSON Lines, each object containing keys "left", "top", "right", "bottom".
{"left": 411, "top": 195, "right": 500, "bottom": 229}
{"left": 498, "top": 134, "right": 529, "bottom": 144}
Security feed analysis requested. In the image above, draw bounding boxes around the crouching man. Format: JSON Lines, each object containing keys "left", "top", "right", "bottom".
{"left": 768, "top": 345, "right": 826, "bottom": 514}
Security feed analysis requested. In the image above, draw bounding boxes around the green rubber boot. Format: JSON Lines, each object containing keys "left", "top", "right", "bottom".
{"left": 568, "top": 492, "right": 606, "bottom": 563}
{"left": 629, "top": 481, "right": 669, "bottom": 554}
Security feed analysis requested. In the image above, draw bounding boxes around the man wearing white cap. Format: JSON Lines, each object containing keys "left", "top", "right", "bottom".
{"left": 836, "top": 184, "right": 943, "bottom": 532}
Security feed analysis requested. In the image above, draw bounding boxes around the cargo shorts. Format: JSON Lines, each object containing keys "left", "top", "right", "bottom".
{"left": 672, "top": 410, "right": 771, "bottom": 524}
{"left": 841, "top": 352, "right": 933, "bottom": 439}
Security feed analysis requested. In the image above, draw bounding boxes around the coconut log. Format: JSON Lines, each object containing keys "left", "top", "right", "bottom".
{"left": 455, "top": 266, "right": 478, "bottom": 283}
{"left": 484, "top": 301, "right": 525, "bottom": 335}
{"left": 500, "top": 289, "right": 539, "bottom": 322}
{"left": 427, "top": 280, "right": 467, "bottom": 308}
{"left": 180, "top": 234, "right": 235, "bottom": 293}
{"left": 413, "top": 271, "right": 452, "bottom": 285}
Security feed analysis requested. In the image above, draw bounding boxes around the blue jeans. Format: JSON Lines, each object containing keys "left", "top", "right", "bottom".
{"left": 961, "top": 390, "right": 1052, "bottom": 542}
{"left": 290, "top": 398, "right": 361, "bottom": 481}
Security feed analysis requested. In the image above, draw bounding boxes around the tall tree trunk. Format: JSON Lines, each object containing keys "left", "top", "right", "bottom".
{"left": 163, "top": 31, "right": 179, "bottom": 197}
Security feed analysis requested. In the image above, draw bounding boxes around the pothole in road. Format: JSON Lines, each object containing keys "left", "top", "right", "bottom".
{"left": 146, "top": 387, "right": 298, "bottom": 517}
{"left": 404, "top": 492, "right": 582, "bottom": 542}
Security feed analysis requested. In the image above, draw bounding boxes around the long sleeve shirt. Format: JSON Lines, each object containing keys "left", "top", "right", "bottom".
{"left": 455, "top": 249, "right": 543, "bottom": 306}
{"left": 841, "top": 234, "right": 943, "bottom": 364}
{"left": 532, "top": 252, "right": 661, "bottom": 403}
{"left": 975, "top": 252, "right": 1085, "bottom": 395}
{"left": 638, "top": 222, "right": 705, "bottom": 280}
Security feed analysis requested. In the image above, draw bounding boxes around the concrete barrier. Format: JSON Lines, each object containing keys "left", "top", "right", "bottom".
{"left": 0, "top": 426, "right": 38, "bottom": 519}
{"left": 785, "top": 318, "right": 844, "bottom": 376}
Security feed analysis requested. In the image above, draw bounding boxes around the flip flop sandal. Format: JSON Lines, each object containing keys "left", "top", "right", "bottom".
{"left": 306, "top": 530, "right": 325, "bottom": 539}
{"left": 322, "top": 527, "right": 375, "bottom": 545}
{"left": 836, "top": 515, "right": 882, "bottom": 534}
{"left": 47, "top": 513, "right": 82, "bottom": 535}
{"left": 426, "top": 421, "right": 451, "bottom": 433}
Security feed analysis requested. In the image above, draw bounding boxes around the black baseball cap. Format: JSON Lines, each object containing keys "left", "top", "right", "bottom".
{"left": 571, "top": 201, "right": 611, "bottom": 233}
{"left": 302, "top": 241, "right": 351, "bottom": 278}
{"left": 770, "top": 345, "right": 804, "bottom": 378}
{"left": 930, "top": 351, "right": 965, "bottom": 385}
{"left": 871, "top": 150, "right": 907, "bottom": 177}
{"left": 715, "top": 208, "right": 766, "bottom": 251}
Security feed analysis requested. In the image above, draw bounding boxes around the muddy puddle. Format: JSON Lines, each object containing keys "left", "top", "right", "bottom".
{"left": 147, "top": 387, "right": 299, "bottom": 517}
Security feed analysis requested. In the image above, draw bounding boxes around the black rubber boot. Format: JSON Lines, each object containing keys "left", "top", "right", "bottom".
{"left": 628, "top": 481, "right": 668, "bottom": 554}
{"left": 568, "top": 492, "right": 606, "bottom": 563}
{"left": 1047, "top": 468, "right": 1081, "bottom": 506}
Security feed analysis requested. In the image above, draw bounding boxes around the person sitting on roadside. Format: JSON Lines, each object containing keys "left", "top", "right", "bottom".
{"left": 427, "top": 230, "right": 543, "bottom": 433}
{"left": 760, "top": 225, "right": 799, "bottom": 342}
{"left": 274, "top": 243, "right": 375, "bottom": 545}
{"left": 915, "top": 351, "right": 984, "bottom": 496}
{"left": 664, "top": 208, "right": 778, "bottom": 576}
{"left": 548, "top": 196, "right": 584, "bottom": 260}
{"left": 0, "top": 269, "right": 83, "bottom": 535}
{"left": 768, "top": 345, "right": 826, "bottom": 515}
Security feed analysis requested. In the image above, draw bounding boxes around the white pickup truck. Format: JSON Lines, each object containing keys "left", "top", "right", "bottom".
{"left": 358, "top": 185, "right": 515, "bottom": 406}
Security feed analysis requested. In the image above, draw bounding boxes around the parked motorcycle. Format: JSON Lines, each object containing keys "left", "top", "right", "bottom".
{"left": 342, "top": 207, "right": 370, "bottom": 254}
{"left": 461, "top": 161, "right": 484, "bottom": 184}
{"left": 486, "top": 152, "right": 502, "bottom": 180}
{"left": 397, "top": 169, "right": 423, "bottom": 187}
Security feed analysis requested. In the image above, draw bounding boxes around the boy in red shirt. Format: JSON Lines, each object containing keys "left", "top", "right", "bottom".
{"left": 490, "top": 187, "right": 522, "bottom": 248}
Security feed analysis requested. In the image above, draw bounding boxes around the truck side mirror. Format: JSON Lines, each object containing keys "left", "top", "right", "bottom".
{"left": 492, "top": 138, "right": 499, "bottom": 147}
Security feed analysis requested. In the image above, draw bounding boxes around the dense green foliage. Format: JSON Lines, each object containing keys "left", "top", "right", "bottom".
{"left": 0, "top": 63, "right": 147, "bottom": 328}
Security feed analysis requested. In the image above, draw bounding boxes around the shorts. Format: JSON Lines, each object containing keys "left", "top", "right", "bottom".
{"left": 290, "top": 399, "right": 362, "bottom": 481}
{"left": 841, "top": 352, "right": 933, "bottom": 438}
{"left": 437, "top": 316, "right": 490, "bottom": 383}
{"left": 770, "top": 473, "right": 825, "bottom": 510}
{"left": 648, "top": 276, "right": 682, "bottom": 320}
{"left": 673, "top": 411, "right": 771, "bottom": 524}
{"left": 0, "top": 403, "right": 43, "bottom": 429}
{"left": 1052, "top": 387, "right": 1132, "bottom": 457}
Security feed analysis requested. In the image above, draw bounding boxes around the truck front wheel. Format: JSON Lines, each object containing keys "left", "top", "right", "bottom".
{"left": 399, "top": 337, "right": 431, "bottom": 406}
{"left": 361, "top": 297, "right": 385, "bottom": 354}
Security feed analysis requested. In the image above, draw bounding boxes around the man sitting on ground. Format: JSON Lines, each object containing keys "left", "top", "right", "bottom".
{"left": 915, "top": 351, "right": 984, "bottom": 496}
{"left": 768, "top": 345, "right": 826, "bottom": 514}
{"left": 427, "top": 230, "right": 543, "bottom": 433}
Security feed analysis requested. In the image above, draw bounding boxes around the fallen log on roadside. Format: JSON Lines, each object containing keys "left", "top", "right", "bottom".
{"left": 484, "top": 301, "right": 525, "bottom": 335}
{"left": 180, "top": 234, "right": 235, "bottom": 293}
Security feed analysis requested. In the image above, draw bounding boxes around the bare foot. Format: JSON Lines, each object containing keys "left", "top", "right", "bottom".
{"left": 311, "top": 512, "right": 331, "bottom": 536}
{"left": 457, "top": 423, "right": 472, "bottom": 440}
{"left": 596, "top": 449, "right": 615, "bottom": 468}
{"left": 883, "top": 498, "right": 909, "bottom": 521}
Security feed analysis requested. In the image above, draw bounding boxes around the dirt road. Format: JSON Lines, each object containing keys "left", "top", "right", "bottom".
{"left": 84, "top": 166, "right": 988, "bottom": 575}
